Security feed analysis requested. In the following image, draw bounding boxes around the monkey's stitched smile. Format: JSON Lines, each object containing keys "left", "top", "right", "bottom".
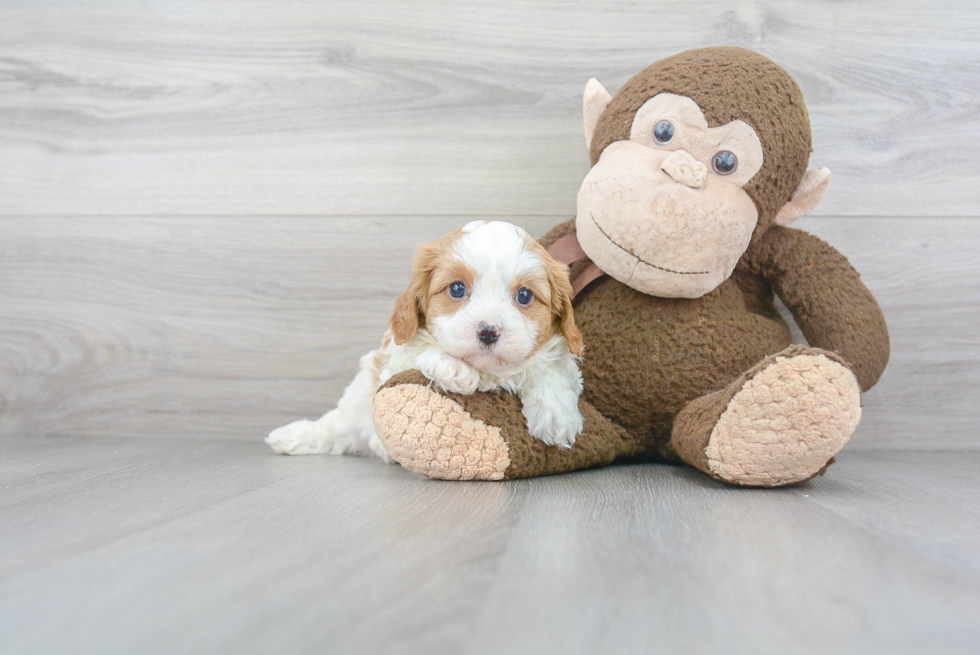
{"left": 589, "top": 212, "right": 709, "bottom": 276}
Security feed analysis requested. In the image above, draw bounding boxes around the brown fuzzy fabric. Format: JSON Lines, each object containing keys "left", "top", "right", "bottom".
{"left": 379, "top": 370, "right": 648, "bottom": 479}
{"left": 740, "top": 226, "right": 890, "bottom": 391}
{"left": 537, "top": 218, "right": 576, "bottom": 250}
{"left": 671, "top": 344, "right": 854, "bottom": 485}
{"left": 538, "top": 218, "right": 597, "bottom": 289}
{"left": 573, "top": 274, "right": 794, "bottom": 455}
{"left": 538, "top": 218, "right": 888, "bottom": 460}
{"left": 589, "top": 47, "right": 811, "bottom": 243}
{"left": 538, "top": 218, "right": 604, "bottom": 297}
{"left": 538, "top": 217, "right": 795, "bottom": 456}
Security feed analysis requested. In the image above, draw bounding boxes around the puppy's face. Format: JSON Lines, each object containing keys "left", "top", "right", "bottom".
{"left": 390, "top": 221, "right": 583, "bottom": 371}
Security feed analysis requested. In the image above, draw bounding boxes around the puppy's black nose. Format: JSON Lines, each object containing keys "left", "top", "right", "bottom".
{"left": 477, "top": 322, "right": 500, "bottom": 346}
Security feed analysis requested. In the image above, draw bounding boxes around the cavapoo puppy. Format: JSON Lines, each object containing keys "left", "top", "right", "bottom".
{"left": 267, "top": 220, "right": 585, "bottom": 461}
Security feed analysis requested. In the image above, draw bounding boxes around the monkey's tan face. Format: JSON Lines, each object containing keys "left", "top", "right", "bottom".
{"left": 577, "top": 93, "right": 765, "bottom": 299}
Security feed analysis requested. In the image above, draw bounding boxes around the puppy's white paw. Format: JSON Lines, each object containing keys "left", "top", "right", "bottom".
{"left": 522, "top": 395, "right": 583, "bottom": 449}
{"left": 416, "top": 349, "right": 481, "bottom": 395}
{"left": 368, "top": 432, "right": 395, "bottom": 464}
{"left": 434, "top": 365, "right": 481, "bottom": 395}
{"left": 266, "top": 419, "right": 331, "bottom": 455}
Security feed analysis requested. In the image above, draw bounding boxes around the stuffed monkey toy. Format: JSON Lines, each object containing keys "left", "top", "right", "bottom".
{"left": 372, "top": 47, "right": 890, "bottom": 487}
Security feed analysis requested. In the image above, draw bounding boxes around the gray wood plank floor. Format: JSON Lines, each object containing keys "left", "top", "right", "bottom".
{"left": 1, "top": 438, "right": 978, "bottom": 655}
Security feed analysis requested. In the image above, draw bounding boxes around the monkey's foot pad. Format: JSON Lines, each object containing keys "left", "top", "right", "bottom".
{"left": 374, "top": 377, "right": 511, "bottom": 480}
{"left": 706, "top": 351, "right": 862, "bottom": 487}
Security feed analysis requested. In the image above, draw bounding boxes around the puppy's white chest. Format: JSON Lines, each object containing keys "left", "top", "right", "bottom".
{"left": 476, "top": 369, "right": 526, "bottom": 395}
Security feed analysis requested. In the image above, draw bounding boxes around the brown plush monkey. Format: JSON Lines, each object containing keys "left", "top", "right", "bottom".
{"left": 373, "top": 47, "right": 890, "bottom": 487}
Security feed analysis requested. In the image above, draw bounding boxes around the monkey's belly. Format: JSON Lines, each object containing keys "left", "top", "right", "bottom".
{"left": 574, "top": 277, "right": 792, "bottom": 449}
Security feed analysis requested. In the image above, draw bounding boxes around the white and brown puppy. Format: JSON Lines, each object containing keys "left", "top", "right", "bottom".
{"left": 266, "top": 220, "right": 585, "bottom": 460}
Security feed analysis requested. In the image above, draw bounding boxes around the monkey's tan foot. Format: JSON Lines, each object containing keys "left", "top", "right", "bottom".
{"left": 672, "top": 345, "right": 862, "bottom": 487}
{"left": 373, "top": 370, "right": 645, "bottom": 480}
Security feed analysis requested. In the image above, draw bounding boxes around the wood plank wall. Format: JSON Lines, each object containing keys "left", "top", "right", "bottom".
{"left": 1, "top": 1, "right": 978, "bottom": 449}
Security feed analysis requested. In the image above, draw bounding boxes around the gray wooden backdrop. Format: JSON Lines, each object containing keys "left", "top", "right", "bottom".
{"left": 1, "top": 0, "right": 978, "bottom": 450}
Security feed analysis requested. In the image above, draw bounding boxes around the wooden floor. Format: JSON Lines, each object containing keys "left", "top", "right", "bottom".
{"left": 1, "top": 437, "right": 978, "bottom": 655}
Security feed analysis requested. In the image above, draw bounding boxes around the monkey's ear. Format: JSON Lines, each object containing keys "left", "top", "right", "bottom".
{"left": 583, "top": 78, "right": 612, "bottom": 152}
{"left": 774, "top": 167, "right": 832, "bottom": 226}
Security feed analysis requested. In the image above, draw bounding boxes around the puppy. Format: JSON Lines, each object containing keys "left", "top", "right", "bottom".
{"left": 266, "top": 220, "right": 585, "bottom": 460}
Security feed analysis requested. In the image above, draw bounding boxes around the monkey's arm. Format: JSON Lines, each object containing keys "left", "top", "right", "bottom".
{"left": 741, "top": 226, "right": 889, "bottom": 391}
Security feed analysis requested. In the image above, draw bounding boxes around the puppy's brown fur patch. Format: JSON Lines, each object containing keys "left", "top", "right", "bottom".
{"left": 390, "top": 230, "right": 465, "bottom": 345}
{"left": 527, "top": 238, "right": 583, "bottom": 356}
{"left": 427, "top": 259, "right": 476, "bottom": 326}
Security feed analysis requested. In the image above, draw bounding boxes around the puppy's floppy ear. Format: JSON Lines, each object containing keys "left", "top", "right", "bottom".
{"left": 390, "top": 236, "right": 450, "bottom": 345}
{"left": 544, "top": 253, "right": 583, "bottom": 357}
{"left": 390, "top": 283, "right": 422, "bottom": 345}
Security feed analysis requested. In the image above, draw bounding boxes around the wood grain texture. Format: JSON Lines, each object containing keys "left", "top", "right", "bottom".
{"left": 1, "top": 438, "right": 978, "bottom": 654}
{"left": 1, "top": 0, "right": 978, "bottom": 217}
{"left": 1, "top": 215, "right": 976, "bottom": 449}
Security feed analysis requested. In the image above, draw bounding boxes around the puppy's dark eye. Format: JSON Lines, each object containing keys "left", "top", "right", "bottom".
{"left": 712, "top": 150, "right": 738, "bottom": 175}
{"left": 516, "top": 287, "right": 533, "bottom": 306}
{"left": 653, "top": 120, "right": 674, "bottom": 144}
{"left": 449, "top": 282, "right": 466, "bottom": 299}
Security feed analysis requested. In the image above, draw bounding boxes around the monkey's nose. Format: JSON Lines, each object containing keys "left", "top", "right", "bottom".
{"left": 661, "top": 150, "right": 707, "bottom": 188}
{"left": 477, "top": 322, "right": 500, "bottom": 346}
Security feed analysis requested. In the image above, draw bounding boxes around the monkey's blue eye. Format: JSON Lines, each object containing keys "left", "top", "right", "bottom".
{"left": 653, "top": 120, "right": 674, "bottom": 144}
{"left": 516, "top": 287, "right": 533, "bottom": 306}
{"left": 712, "top": 150, "right": 738, "bottom": 175}
{"left": 449, "top": 282, "right": 466, "bottom": 299}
